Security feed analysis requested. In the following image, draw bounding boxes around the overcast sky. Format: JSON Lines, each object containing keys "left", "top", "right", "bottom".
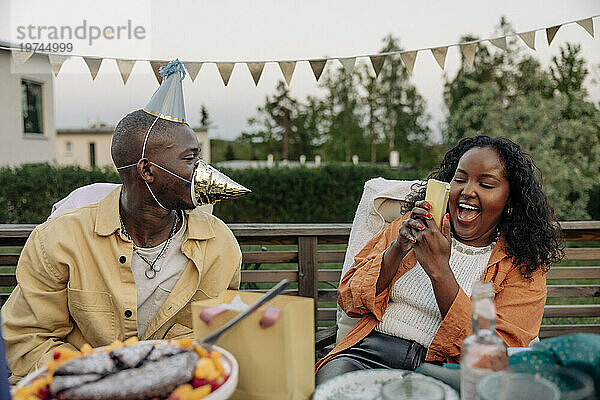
{"left": 2, "top": 0, "right": 599, "bottom": 142}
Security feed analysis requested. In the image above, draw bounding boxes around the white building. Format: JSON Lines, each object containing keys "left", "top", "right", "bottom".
{"left": 1, "top": 44, "right": 211, "bottom": 168}
{"left": 56, "top": 125, "right": 211, "bottom": 168}
{"left": 0, "top": 43, "right": 56, "bottom": 166}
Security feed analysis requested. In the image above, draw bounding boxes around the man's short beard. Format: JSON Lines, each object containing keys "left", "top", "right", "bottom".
{"left": 175, "top": 199, "right": 195, "bottom": 211}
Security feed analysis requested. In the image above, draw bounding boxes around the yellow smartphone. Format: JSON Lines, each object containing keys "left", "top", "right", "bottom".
{"left": 424, "top": 179, "right": 450, "bottom": 229}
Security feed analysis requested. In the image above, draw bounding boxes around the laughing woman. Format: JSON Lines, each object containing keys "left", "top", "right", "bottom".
{"left": 315, "top": 135, "right": 564, "bottom": 384}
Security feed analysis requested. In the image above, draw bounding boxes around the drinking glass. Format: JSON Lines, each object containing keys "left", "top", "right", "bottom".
{"left": 476, "top": 371, "right": 560, "bottom": 400}
{"left": 381, "top": 374, "right": 445, "bottom": 400}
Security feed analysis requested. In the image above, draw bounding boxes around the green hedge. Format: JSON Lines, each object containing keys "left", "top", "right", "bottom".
{"left": 0, "top": 164, "right": 425, "bottom": 223}
{"left": 0, "top": 164, "right": 120, "bottom": 224}
{"left": 2, "top": 163, "right": 598, "bottom": 224}
{"left": 213, "top": 165, "right": 425, "bottom": 222}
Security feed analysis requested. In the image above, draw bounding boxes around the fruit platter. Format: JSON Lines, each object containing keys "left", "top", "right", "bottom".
{"left": 13, "top": 338, "right": 238, "bottom": 400}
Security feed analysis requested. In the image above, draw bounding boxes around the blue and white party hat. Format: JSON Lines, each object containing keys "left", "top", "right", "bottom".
{"left": 143, "top": 59, "right": 187, "bottom": 123}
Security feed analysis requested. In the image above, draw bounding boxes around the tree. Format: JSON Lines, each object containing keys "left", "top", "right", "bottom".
{"left": 493, "top": 90, "right": 600, "bottom": 220}
{"left": 317, "top": 34, "right": 431, "bottom": 165}
{"left": 376, "top": 35, "right": 430, "bottom": 165}
{"left": 319, "top": 67, "right": 365, "bottom": 161}
{"left": 443, "top": 18, "right": 600, "bottom": 219}
{"left": 295, "top": 96, "right": 325, "bottom": 158}
{"left": 224, "top": 144, "right": 235, "bottom": 161}
{"left": 240, "top": 82, "right": 295, "bottom": 160}
{"left": 360, "top": 63, "right": 384, "bottom": 163}
{"left": 241, "top": 81, "right": 322, "bottom": 160}
{"left": 443, "top": 18, "right": 532, "bottom": 143}
{"left": 550, "top": 43, "right": 588, "bottom": 101}
{"left": 199, "top": 105, "right": 212, "bottom": 129}
{"left": 241, "top": 34, "right": 431, "bottom": 165}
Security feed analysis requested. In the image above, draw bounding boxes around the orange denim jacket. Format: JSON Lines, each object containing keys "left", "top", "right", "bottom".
{"left": 316, "top": 215, "right": 546, "bottom": 371}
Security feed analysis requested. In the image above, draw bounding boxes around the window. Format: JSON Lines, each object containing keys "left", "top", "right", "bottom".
{"left": 21, "top": 80, "right": 43, "bottom": 134}
{"left": 66, "top": 141, "right": 72, "bottom": 153}
{"left": 89, "top": 142, "right": 96, "bottom": 168}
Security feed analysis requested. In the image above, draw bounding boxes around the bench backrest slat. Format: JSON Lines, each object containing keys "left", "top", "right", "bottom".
{"left": 0, "top": 222, "right": 599, "bottom": 338}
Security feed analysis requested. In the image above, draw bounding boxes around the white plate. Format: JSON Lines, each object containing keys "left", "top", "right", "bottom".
{"left": 312, "top": 369, "right": 459, "bottom": 400}
{"left": 16, "top": 342, "right": 238, "bottom": 400}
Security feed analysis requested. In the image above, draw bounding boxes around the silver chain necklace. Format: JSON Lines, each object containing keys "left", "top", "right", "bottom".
{"left": 119, "top": 211, "right": 180, "bottom": 279}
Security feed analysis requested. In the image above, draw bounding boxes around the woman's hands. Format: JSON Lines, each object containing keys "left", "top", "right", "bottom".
{"left": 378, "top": 201, "right": 452, "bottom": 295}
{"left": 395, "top": 201, "right": 453, "bottom": 279}
{"left": 406, "top": 201, "right": 452, "bottom": 281}
{"left": 392, "top": 201, "right": 459, "bottom": 317}
{"left": 396, "top": 200, "right": 435, "bottom": 252}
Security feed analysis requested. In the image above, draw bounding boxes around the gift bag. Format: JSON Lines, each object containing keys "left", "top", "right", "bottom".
{"left": 192, "top": 290, "right": 315, "bottom": 400}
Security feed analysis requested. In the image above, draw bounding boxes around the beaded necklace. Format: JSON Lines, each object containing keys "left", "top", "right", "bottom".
{"left": 451, "top": 235, "right": 497, "bottom": 256}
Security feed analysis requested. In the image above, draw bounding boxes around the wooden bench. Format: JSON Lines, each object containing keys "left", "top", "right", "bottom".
{"left": 1, "top": 222, "right": 599, "bottom": 347}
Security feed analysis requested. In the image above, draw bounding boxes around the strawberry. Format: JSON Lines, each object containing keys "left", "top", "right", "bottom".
{"left": 191, "top": 378, "right": 209, "bottom": 388}
{"left": 210, "top": 379, "right": 224, "bottom": 392}
{"left": 37, "top": 387, "right": 50, "bottom": 400}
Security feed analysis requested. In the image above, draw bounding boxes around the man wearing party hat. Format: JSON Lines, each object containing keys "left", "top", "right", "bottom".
{"left": 1, "top": 60, "right": 250, "bottom": 382}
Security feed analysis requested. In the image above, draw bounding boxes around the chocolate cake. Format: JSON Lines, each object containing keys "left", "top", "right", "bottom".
{"left": 48, "top": 343, "right": 199, "bottom": 400}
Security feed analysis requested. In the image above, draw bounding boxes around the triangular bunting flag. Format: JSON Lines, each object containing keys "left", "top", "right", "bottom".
{"left": 116, "top": 59, "right": 136, "bottom": 85}
{"left": 48, "top": 54, "right": 70, "bottom": 77}
{"left": 546, "top": 25, "right": 561, "bottom": 45}
{"left": 11, "top": 50, "right": 33, "bottom": 67}
{"left": 431, "top": 47, "right": 448, "bottom": 70}
{"left": 150, "top": 61, "right": 169, "bottom": 84}
{"left": 460, "top": 43, "right": 477, "bottom": 66}
{"left": 400, "top": 51, "right": 418, "bottom": 74}
{"left": 309, "top": 59, "right": 327, "bottom": 82}
{"left": 339, "top": 57, "right": 356, "bottom": 74}
{"left": 217, "top": 62, "right": 235, "bottom": 86}
{"left": 518, "top": 31, "right": 536, "bottom": 50}
{"left": 576, "top": 18, "right": 594, "bottom": 38}
{"left": 278, "top": 61, "right": 296, "bottom": 85}
{"left": 369, "top": 55, "right": 386, "bottom": 77}
{"left": 83, "top": 57, "right": 103, "bottom": 80}
{"left": 184, "top": 62, "right": 203, "bottom": 82}
{"left": 246, "top": 62, "right": 265, "bottom": 86}
{"left": 489, "top": 37, "right": 508, "bottom": 51}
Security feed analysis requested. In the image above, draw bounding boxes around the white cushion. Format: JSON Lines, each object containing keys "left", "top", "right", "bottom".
{"left": 49, "top": 183, "right": 213, "bottom": 219}
{"left": 336, "top": 178, "right": 421, "bottom": 343}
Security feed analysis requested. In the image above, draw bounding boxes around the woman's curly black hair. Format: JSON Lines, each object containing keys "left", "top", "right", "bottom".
{"left": 401, "top": 135, "right": 564, "bottom": 278}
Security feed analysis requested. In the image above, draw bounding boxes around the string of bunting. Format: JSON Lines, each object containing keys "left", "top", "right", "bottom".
{"left": 3, "top": 15, "right": 597, "bottom": 86}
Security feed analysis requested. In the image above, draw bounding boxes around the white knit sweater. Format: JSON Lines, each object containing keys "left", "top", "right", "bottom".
{"left": 374, "top": 238, "right": 494, "bottom": 347}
